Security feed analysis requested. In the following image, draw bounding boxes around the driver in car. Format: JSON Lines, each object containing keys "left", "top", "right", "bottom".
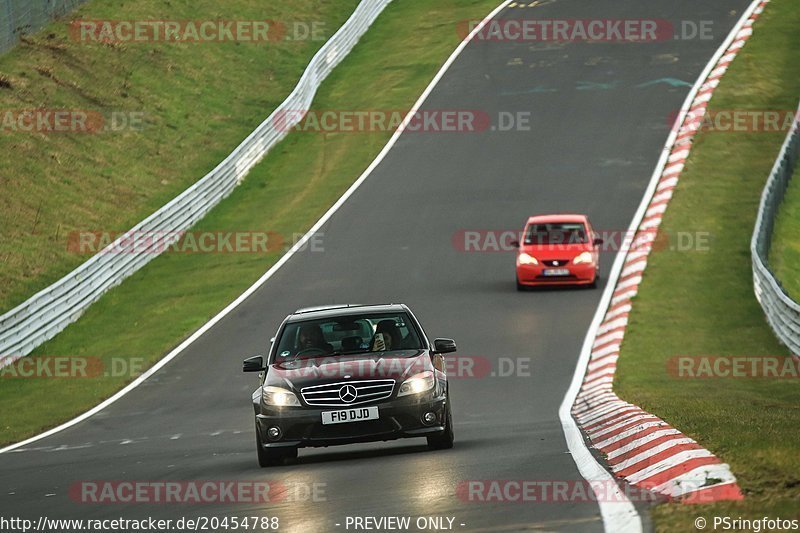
{"left": 297, "top": 324, "right": 333, "bottom": 354}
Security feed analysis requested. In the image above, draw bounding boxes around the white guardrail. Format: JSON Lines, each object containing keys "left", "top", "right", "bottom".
{"left": 0, "top": 0, "right": 393, "bottom": 367}
{"left": 751, "top": 101, "right": 800, "bottom": 355}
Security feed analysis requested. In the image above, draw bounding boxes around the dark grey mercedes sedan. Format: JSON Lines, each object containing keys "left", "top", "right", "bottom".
{"left": 243, "top": 303, "right": 456, "bottom": 466}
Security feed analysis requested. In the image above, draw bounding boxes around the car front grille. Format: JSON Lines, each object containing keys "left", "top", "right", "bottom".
{"left": 542, "top": 259, "right": 570, "bottom": 267}
{"left": 535, "top": 274, "right": 579, "bottom": 281}
{"left": 300, "top": 379, "right": 395, "bottom": 407}
{"left": 307, "top": 420, "right": 397, "bottom": 440}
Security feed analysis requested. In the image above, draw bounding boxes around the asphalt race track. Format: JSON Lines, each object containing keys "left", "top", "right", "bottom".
{"left": 1, "top": 1, "right": 751, "bottom": 531}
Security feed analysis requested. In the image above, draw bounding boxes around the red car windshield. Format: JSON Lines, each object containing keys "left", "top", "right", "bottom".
{"left": 524, "top": 223, "right": 588, "bottom": 245}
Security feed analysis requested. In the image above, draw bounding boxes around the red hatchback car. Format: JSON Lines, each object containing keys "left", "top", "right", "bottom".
{"left": 512, "top": 214, "right": 602, "bottom": 290}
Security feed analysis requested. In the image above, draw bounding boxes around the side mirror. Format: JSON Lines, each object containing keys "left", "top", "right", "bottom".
{"left": 243, "top": 355, "right": 266, "bottom": 372}
{"left": 432, "top": 338, "right": 457, "bottom": 354}
{"left": 593, "top": 237, "right": 604, "bottom": 245}
{"left": 509, "top": 240, "right": 520, "bottom": 248}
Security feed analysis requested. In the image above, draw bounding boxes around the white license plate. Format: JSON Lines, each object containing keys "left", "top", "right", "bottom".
{"left": 321, "top": 406, "right": 379, "bottom": 425}
{"left": 543, "top": 268, "right": 570, "bottom": 276}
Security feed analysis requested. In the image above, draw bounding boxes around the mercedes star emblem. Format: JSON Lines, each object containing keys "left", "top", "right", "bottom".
{"left": 339, "top": 384, "right": 358, "bottom": 403}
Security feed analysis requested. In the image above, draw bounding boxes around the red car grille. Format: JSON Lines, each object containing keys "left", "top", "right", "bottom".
{"left": 542, "top": 259, "right": 570, "bottom": 267}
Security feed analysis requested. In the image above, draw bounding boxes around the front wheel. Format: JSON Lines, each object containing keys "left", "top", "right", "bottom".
{"left": 427, "top": 402, "right": 454, "bottom": 450}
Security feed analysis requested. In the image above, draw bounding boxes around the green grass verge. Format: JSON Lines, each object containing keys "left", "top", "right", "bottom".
{"left": 770, "top": 164, "right": 800, "bottom": 300}
{"left": 0, "top": 0, "right": 501, "bottom": 445}
{"left": 613, "top": 0, "right": 800, "bottom": 529}
{"left": 0, "top": 0, "right": 360, "bottom": 312}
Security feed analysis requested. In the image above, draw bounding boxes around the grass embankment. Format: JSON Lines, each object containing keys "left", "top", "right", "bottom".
{"left": 613, "top": 0, "right": 800, "bottom": 529}
{"left": 0, "top": 0, "right": 503, "bottom": 445}
{"left": 0, "top": 0, "right": 359, "bottom": 311}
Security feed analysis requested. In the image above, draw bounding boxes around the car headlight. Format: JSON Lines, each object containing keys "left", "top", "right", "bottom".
{"left": 518, "top": 253, "right": 539, "bottom": 265}
{"left": 397, "top": 371, "right": 435, "bottom": 397}
{"left": 263, "top": 385, "right": 300, "bottom": 407}
{"left": 573, "top": 251, "right": 594, "bottom": 264}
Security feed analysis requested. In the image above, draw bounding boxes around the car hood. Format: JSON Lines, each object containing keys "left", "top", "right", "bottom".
{"left": 266, "top": 350, "right": 430, "bottom": 390}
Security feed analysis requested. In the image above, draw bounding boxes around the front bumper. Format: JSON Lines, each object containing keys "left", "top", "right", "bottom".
{"left": 516, "top": 262, "right": 597, "bottom": 286}
{"left": 255, "top": 393, "right": 447, "bottom": 448}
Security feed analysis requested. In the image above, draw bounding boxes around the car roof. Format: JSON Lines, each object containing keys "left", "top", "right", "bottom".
{"left": 526, "top": 213, "right": 589, "bottom": 225}
{"left": 287, "top": 303, "right": 408, "bottom": 322}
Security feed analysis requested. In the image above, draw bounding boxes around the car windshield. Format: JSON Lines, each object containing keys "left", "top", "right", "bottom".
{"left": 524, "top": 222, "right": 587, "bottom": 245}
{"left": 274, "top": 312, "right": 423, "bottom": 361}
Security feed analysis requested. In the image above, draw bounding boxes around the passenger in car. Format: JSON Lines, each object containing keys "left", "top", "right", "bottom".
{"left": 373, "top": 320, "right": 403, "bottom": 351}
